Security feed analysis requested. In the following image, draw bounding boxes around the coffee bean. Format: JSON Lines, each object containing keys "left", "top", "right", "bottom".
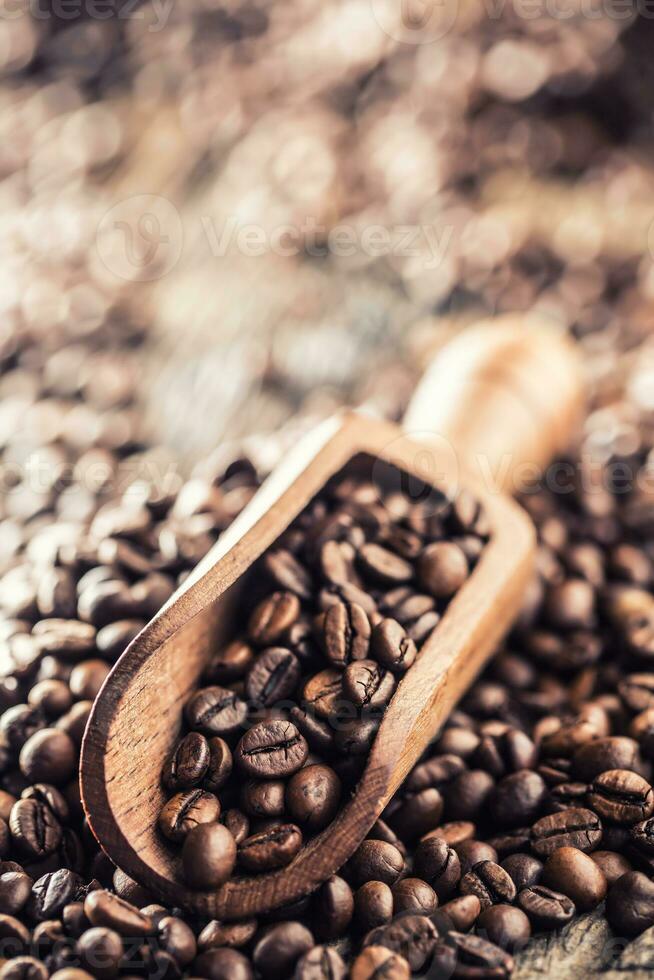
{"left": 444, "top": 770, "right": 495, "bottom": 821}
{"left": 248, "top": 592, "right": 300, "bottom": 645}
{"left": 501, "top": 854, "right": 543, "bottom": 891}
{"left": 9, "top": 800, "right": 62, "bottom": 859}
{"left": 391, "top": 877, "right": 437, "bottom": 915}
{"left": 246, "top": 647, "right": 301, "bottom": 706}
{"left": 389, "top": 788, "right": 443, "bottom": 841}
{"left": 371, "top": 620, "right": 417, "bottom": 675}
{"left": 530, "top": 808, "right": 602, "bottom": 857}
{"left": 27, "top": 681, "right": 72, "bottom": 719}
{"left": 456, "top": 840, "right": 499, "bottom": 875}
{"left": 238, "top": 823, "right": 302, "bottom": 872}
{"left": 302, "top": 671, "right": 344, "bottom": 720}
{"left": 77, "top": 926, "right": 123, "bottom": 979}
{"left": 489, "top": 770, "right": 546, "bottom": 827}
{"left": 478, "top": 904, "right": 531, "bottom": 950}
{"left": 192, "top": 948, "right": 254, "bottom": 980}
{"left": 474, "top": 729, "right": 537, "bottom": 776}
{"left": 418, "top": 542, "right": 468, "bottom": 598}
{"left": 587, "top": 769, "right": 654, "bottom": 823}
{"left": 349, "top": 946, "right": 410, "bottom": 980}
{"left": 206, "top": 641, "right": 255, "bottom": 684}
{"left": 572, "top": 737, "right": 644, "bottom": 782}
{"left": 438, "top": 931, "right": 514, "bottom": 977}
{"left": 235, "top": 721, "right": 308, "bottom": 778}
{"left": 413, "top": 836, "right": 461, "bottom": 899}
{"left": 405, "top": 754, "right": 467, "bottom": 794}
{"left": 83, "top": 890, "right": 156, "bottom": 937}
{"left": 0, "top": 872, "right": 31, "bottom": 915}
{"left": 157, "top": 915, "right": 197, "bottom": 967}
{"left": 157, "top": 789, "right": 221, "bottom": 842}
{"left": 185, "top": 686, "right": 248, "bottom": 737}
{"left": 363, "top": 914, "right": 437, "bottom": 971}
{"left": 294, "top": 946, "right": 346, "bottom": 980}
{"left": 334, "top": 717, "right": 379, "bottom": 757}
{"left": 460, "top": 860, "right": 516, "bottom": 909}
{"left": 312, "top": 875, "right": 353, "bottom": 940}
{"left": 182, "top": 823, "right": 236, "bottom": 888}
{"left": 252, "top": 921, "right": 314, "bottom": 979}
{"left": 589, "top": 849, "right": 632, "bottom": 885}
{"left": 517, "top": 885, "right": 576, "bottom": 930}
{"left": 342, "top": 660, "right": 395, "bottom": 709}
{"left": 264, "top": 550, "right": 312, "bottom": 600}
{"left": 0, "top": 957, "right": 48, "bottom": 979}
{"left": 322, "top": 602, "right": 370, "bottom": 669}
{"left": 285, "top": 764, "right": 341, "bottom": 831}
{"left": 545, "top": 579, "right": 595, "bottom": 630}
{"left": 358, "top": 544, "right": 413, "bottom": 586}
{"left": 542, "top": 846, "right": 607, "bottom": 911}
{"left": 162, "top": 732, "right": 210, "bottom": 790}
{"left": 349, "top": 840, "right": 404, "bottom": 887}
{"left": 354, "top": 881, "right": 394, "bottom": 932}
{"left": 289, "top": 707, "right": 334, "bottom": 755}
{"left": 27, "top": 869, "right": 83, "bottom": 921}
{"left": 432, "top": 895, "right": 482, "bottom": 934}
{"left": 204, "top": 737, "right": 233, "bottom": 792}
{"left": 607, "top": 870, "right": 654, "bottom": 935}
{"left": 620, "top": 674, "right": 654, "bottom": 713}
{"left": 222, "top": 808, "right": 250, "bottom": 844}
{"left": 241, "top": 779, "right": 286, "bottom": 819}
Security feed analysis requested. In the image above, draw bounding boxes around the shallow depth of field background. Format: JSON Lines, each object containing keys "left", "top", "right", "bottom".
{"left": 1, "top": 0, "right": 654, "bottom": 473}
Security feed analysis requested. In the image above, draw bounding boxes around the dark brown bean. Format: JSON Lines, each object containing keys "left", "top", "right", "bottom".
{"left": 235, "top": 721, "right": 308, "bottom": 778}
{"left": 517, "top": 885, "right": 575, "bottom": 930}
{"left": 530, "top": 808, "right": 602, "bottom": 857}
{"left": 238, "top": 823, "right": 302, "bottom": 872}
{"left": 587, "top": 769, "right": 654, "bottom": 824}
{"left": 182, "top": 823, "right": 236, "bottom": 888}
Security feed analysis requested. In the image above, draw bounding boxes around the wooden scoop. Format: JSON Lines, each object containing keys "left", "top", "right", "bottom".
{"left": 80, "top": 314, "right": 583, "bottom": 918}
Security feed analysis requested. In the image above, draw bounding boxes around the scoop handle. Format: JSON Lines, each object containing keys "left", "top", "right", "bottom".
{"left": 402, "top": 314, "right": 584, "bottom": 495}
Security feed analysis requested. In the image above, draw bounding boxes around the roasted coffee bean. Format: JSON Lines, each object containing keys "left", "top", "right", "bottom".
{"left": 264, "top": 550, "right": 312, "bottom": 600}
{"left": 354, "top": 881, "right": 394, "bottom": 932}
{"left": 474, "top": 729, "right": 537, "bottom": 776}
{"left": 206, "top": 641, "right": 255, "bottom": 684}
{"left": 530, "top": 808, "right": 602, "bottom": 857}
{"left": 456, "top": 840, "right": 499, "bottom": 875}
{"left": 246, "top": 647, "right": 301, "bottom": 706}
{"left": 27, "top": 869, "right": 83, "bottom": 921}
{"left": 0, "top": 706, "right": 44, "bottom": 752}
{"left": 405, "top": 754, "right": 467, "bottom": 793}
{"left": 620, "top": 674, "right": 654, "bottom": 714}
{"left": 370, "top": 618, "right": 417, "bottom": 676}
{"left": 389, "top": 788, "right": 443, "bottom": 841}
{"left": 460, "top": 860, "right": 516, "bottom": 909}
{"left": 590, "top": 850, "right": 632, "bottom": 885}
{"left": 249, "top": 592, "right": 300, "bottom": 645}
{"left": 27, "top": 681, "right": 72, "bottom": 719}
{"left": 158, "top": 914, "right": 197, "bottom": 967}
{"left": 587, "top": 769, "right": 654, "bottom": 824}
{"left": 251, "top": 921, "right": 314, "bottom": 979}
{"left": 18, "top": 729, "right": 76, "bottom": 787}
{"left": 334, "top": 717, "right": 379, "bottom": 757}
{"left": 197, "top": 917, "right": 258, "bottom": 950}
{"left": 222, "top": 808, "right": 250, "bottom": 844}
{"left": 489, "top": 770, "right": 547, "bottom": 828}
{"left": 9, "top": 800, "right": 62, "bottom": 859}
{"left": 444, "top": 770, "right": 495, "bottom": 821}
{"left": 302, "top": 671, "right": 344, "bottom": 720}
{"left": 572, "top": 736, "right": 644, "bottom": 781}
{"left": 235, "top": 721, "right": 308, "bottom": 778}
{"left": 438, "top": 930, "right": 514, "bottom": 977}
{"left": 294, "top": 946, "right": 346, "bottom": 980}
{"left": 238, "top": 823, "right": 302, "bottom": 872}
{"left": 478, "top": 904, "right": 531, "bottom": 950}
{"left": 0, "top": 872, "right": 32, "bottom": 915}
{"left": 349, "top": 946, "right": 410, "bottom": 980}
{"left": 157, "top": 789, "right": 221, "bottom": 843}
{"left": 0, "top": 956, "right": 49, "bottom": 979}
{"left": 517, "top": 885, "right": 576, "bottom": 930}
{"left": 185, "top": 686, "right": 248, "bottom": 737}
{"left": 77, "top": 926, "right": 123, "bottom": 979}
{"left": 501, "top": 854, "right": 543, "bottom": 891}
{"left": 363, "top": 914, "right": 438, "bottom": 972}
{"left": 391, "top": 877, "right": 437, "bottom": 915}
{"left": 192, "top": 948, "right": 254, "bottom": 980}
{"left": 606, "top": 870, "right": 654, "bottom": 935}
{"left": 204, "top": 737, "right": 234, "bottom": 792}
{"left": 349, "top": 840, "right": 404, "bottom": 887}
{"left": 182, "top": 823, "right": 236, "bottom": 888}
{"left": 542, "top": 846, "right": 607, "bottom": 911}
{"left": 342, "top": 660, "right": 395, "bottom": 708}
{"left": 432, "top": 894, "right": 482, "bottom": 934}
{"left": 241, "top": 779, "right": 286, "bottom": 818}
{"left": 545, "top": 579, "right": 595, "bottom": 630}
{"left": 312, "top": 875, "right": 353, "bottom": 940}
{"left": 358, "top": 544, "right": 413, "bottom": 586}
{"left": 162, "top": 732, "right": 210, "bottom": 790}
{"left": 285, "top": 764, "right": 341, "bottom": 831}
{"left": 83, "top": 890, "right": 155, "bottom": 937}
{"left": 322, "top": 602, "right": 370, "bottom": 669}
{"left": 413, "top": 836, "right": 461, "bottom": 899}
{"left": 289, "top": 707, "right": 334, "bottom": 755}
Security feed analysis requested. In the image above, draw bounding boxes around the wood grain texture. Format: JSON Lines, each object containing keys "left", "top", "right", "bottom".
{"left": 80, "top": 322, "right": 582, "bottom": 917}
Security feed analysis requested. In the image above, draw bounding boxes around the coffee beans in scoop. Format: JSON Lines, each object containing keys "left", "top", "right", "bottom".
{"left": 158, "top": 468, "right": 488, "bottom": 887}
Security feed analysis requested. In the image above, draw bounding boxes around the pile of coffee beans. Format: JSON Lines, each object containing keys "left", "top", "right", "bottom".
{"left": 158, "top": 469, "right": 488, "bottom": 889}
